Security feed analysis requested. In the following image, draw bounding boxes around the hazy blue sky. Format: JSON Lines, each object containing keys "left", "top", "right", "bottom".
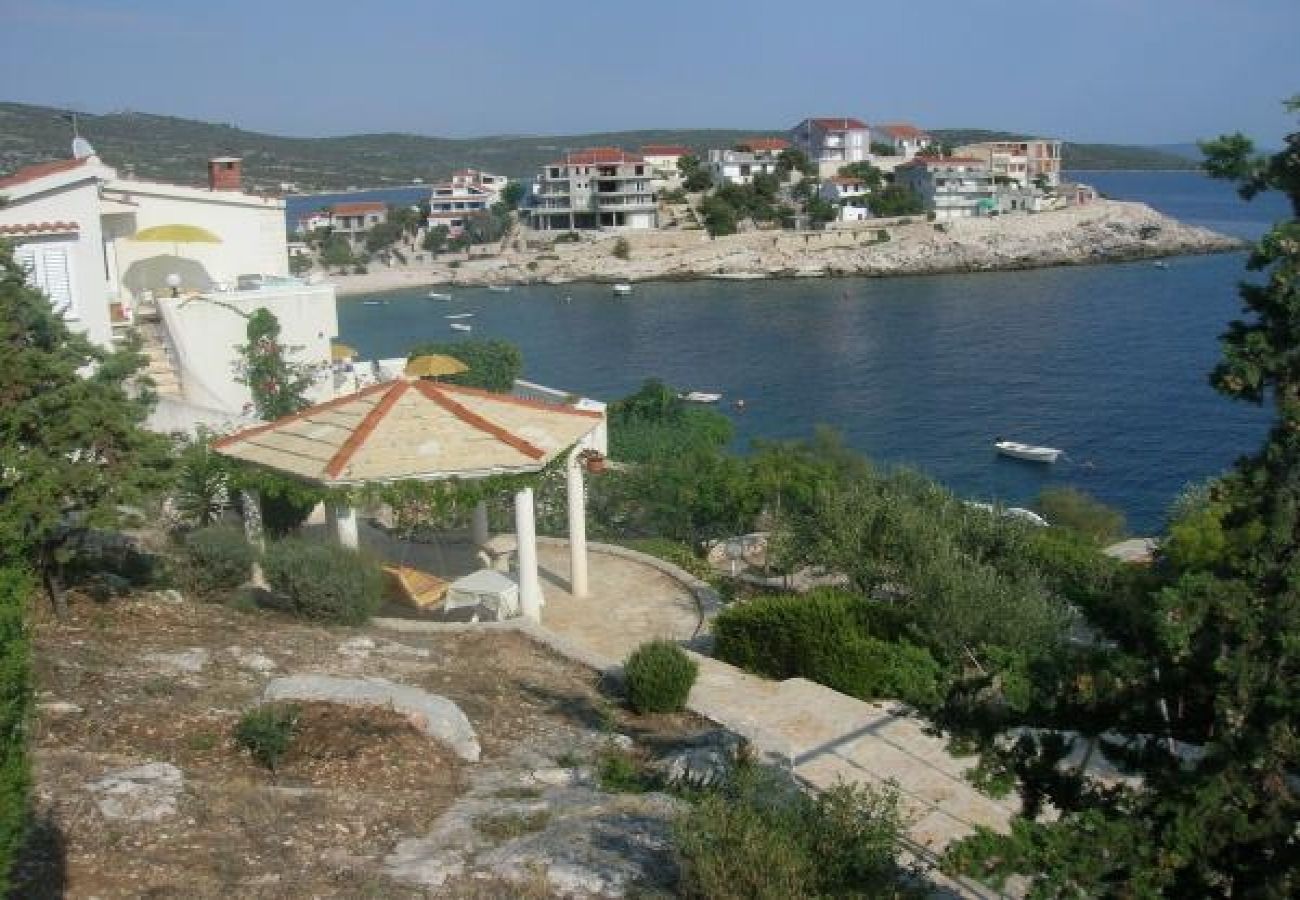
{"left": 2, "top": 0, "right": 1297, "bottom": 144}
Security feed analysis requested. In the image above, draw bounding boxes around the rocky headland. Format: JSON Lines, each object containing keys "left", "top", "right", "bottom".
{"left": 329, "top": 199, "right": 1243, "bottom": 298}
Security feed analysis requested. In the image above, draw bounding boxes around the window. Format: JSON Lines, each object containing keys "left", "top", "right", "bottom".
{"left": 15, "top": 242, "right": 76, "bottom": 320}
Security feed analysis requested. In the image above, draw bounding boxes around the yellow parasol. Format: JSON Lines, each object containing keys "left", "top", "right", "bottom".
{"left": 331, "top": 342, "right": 358, "bottom": 362}
{"left": 131, "top": 224, "right": 223, "bottom": 244}
{"left": 404, "top": 354, "right": 469, "bottom": 378}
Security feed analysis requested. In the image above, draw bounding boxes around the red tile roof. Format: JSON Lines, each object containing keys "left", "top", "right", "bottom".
{"left": 810, "top": 117, "right": 868, "bottom": 130}
{"left": 551, "top": 147, "right": 645, "bottom": 167}
{"left": 641, "top": 145, "right": 690, "bottom": 157}
{"left": 330, "top": 201, "right": 386, "bottom": 216}
{"left": 0, "top": 156, "right": 92, "bottom": 189}
{"left": 0, "top": 221, "right": 80, "bottom": 235}
{"left": 737, "top": 137, "right": 789, "bottom": 152}
{"left": 827, "top": 176, "right": 865, "bottom": 186}
{"left": 877, "top": 123, "right": 927, "bottom": 138}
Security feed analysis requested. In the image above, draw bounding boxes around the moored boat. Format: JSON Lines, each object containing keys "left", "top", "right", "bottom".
{"left": 487, "top": 285, "right": 512, "bottom": 293}
{"left": 994, "top": 440, "right": 1063, "bottom": 463}
{"left": 682, "top": 391, "right": 722, "bottom": 404}
{"left": 445, "top": 313, "right": 474, "bottom": 319}
{"left": 449, "top": 323, "right": 473, "bottom": 332}
{"left": 612, "top": 283, "right": 633, "bottom": 295}
{"left": 427, "top": 291, "right": 452, "bottom": 300}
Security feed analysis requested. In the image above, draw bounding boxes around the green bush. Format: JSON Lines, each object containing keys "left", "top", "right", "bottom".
{"left": 262, "top": 538, "right": 382, "bottom": 625}
{"left": 182, "top": 525, "right": 255, "bottom": 592}
{"left": 1034, "top": 486, "right": 1127, "bottom": 545}
{"left": 620, "top": 539, "right": 714, "bottom": 582}
{"left": 712, "top": 590, "right": 945, "bottom": 710}
{"left": 624, "top": 640, "right": 698, "bottom": 714}
{"left": 0, "top": 568, "right": 32, "bottom": 895}
{"left": 674, "top": 762, "right": 903, "bottom": 899}
{"left": 406, "top": 338, "right": 523, "bottom": 393}
{"left": 235, "top": 704, "right": 300, "bottom": 771}
{"left": 612, "top": 237, "right": 631, "bottom": 260}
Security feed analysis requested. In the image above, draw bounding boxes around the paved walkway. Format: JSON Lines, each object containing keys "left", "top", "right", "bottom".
{"left": 363, "top": 525, "right": 1013, "bottom": 893}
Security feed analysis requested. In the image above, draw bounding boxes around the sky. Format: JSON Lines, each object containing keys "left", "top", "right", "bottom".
{"left": 1, "top": 0, "right": 1297, "bottom": 146}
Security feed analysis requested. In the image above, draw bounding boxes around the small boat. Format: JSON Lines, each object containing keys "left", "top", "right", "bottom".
{"left": 612, "top": 283, "right": 633, "bottom": 296}
{"left": 445, "top": 313, "right": 474, "bottom": 319}
{"left": 361, "top": 299, "right": 388, "bottom": 306}
{"left": 487, "top": 285, "right": 512, "bottom": 293}
{"left": 449, "top": 323, "right": 473, "bottom": 332}
{"left": 427, "top": 291, "right": 452, "bottom": 300}
{"left": 994, "top": 440, "right": 1063, "bottom": 464}
{"left": 1152, "top": 261, "right": 1168, "bottom": 270}
{"left": 682, "top": 391, "right": 722, "bottom": 404}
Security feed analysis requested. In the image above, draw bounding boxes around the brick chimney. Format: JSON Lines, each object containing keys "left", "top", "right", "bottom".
{"left": 207, "top": 156, "right": 242, "bottom": 191}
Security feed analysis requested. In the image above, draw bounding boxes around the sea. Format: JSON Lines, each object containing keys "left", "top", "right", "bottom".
{"left": 336, "top": 171, "right": 1289, "bottom": 533}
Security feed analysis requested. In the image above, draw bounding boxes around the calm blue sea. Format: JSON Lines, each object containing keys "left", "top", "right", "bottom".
{"left": 337, "top": 171, "right": 1288, "bottom": 532}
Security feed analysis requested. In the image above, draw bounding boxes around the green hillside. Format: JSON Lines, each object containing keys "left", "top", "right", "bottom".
{"left": 0, "top": 102, "right": 1195, "bottom": 192}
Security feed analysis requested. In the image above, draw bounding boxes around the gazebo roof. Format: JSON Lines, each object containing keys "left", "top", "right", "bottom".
{"left": 213, "top": 379, "right": 603, "bottom": 485}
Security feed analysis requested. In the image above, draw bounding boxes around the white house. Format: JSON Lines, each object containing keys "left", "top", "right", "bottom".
{"left": 953, "top": 139, "right": 1063, "bottom": 188}
{"left": 791, "top": 117, "right": 871, "bottom": 177}
{"left": 295, "top": 209, "right": 334, "bottom": 235}
{"left": 819, "top": 175, "right": 872, "bottom": 221}
{"left": 869, "top": 123, "right": 932, "bottom": 160}
{"left": 640, "top": 145, "right": 691, "bottom": 187}
{"left": 895, "top": 156, "right": 997, "bottom": 220}
{"left": 0, "top": 149, "right": 338, "bottom": 422}
{"left": 427, "top": 181, "right": 496, "bottom": 236}
{"left": 707, "top": 138, "right": 788, "bottom": 186}
{"left": 527, "top": 148, "right": 657, "bottom": 232}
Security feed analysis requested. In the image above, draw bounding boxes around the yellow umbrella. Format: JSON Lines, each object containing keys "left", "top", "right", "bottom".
{"left": 331, "top": 342, "right": 358, "bottom": 361}
{"left": 131, "top": 224, "right": 222, "bottom": 244}
{"left": 404, "top": 354, "right": 469, "bottom": 378}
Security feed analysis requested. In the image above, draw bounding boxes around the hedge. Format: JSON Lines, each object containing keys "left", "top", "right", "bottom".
{"left": 0, "top": 568, "right": 32, "bottom": 894}
{"left": 262, "top": 538, "right": 383, "bottom": 625}
{"left": 182, "top": 525, "right": 256, "bottom": 593}
{"left": 711, "top": 589, "right": 945, "bottom": 710}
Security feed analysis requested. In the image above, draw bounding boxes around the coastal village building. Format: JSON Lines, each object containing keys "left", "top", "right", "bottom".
{"left": 869, "top": 123, "right": 932, "bottom": 160}
{"left": 819, "top": 175, "right": 872, "bottom": 222}
{"left": 640, "top": 145, "right": 691, "bottom": 187}
{"left": 707, "top": 138, "right": 788, "bottom": 186}
{"left": 296, "top": 209, "right": 334, "bottom": 235}
{"left": 953, "top": 139, "right": 1063, "bottom": 187}
{"left": 449, "top": 168, "right": 507, "bottom": 195}
{"left": 0, "top": 149, "right": 337, "bottom": 426}
{"left": 791, "top": 117, "right": 871, "bottom": 176}
{"left": 895, "top": 156, "right": 997, "bottom": 220}
{"left": 427, "top": 182, "right": 495, "bottom": 236}
{"left": 327, "top": 201, "right": 387, "bottom": 242}
{"left": 527, "top": 148, "right": 657, "bottom": 232}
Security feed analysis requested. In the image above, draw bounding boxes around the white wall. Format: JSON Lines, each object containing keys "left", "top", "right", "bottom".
{"left": 0, "top": 174, "right": 115, "bottom": 347}
{"left": 158, "top": 284, "right": 339, "bottom": 414}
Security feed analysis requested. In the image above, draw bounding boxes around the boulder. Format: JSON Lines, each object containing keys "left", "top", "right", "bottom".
{"left": 87, "top": 762, "right": 183, "bottom": 822}
{"left": 142, "top": 647, "right": 208, "bottom": 674}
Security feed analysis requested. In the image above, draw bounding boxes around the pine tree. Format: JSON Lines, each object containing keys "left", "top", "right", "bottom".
{"left": 945, "top": 96, "right": 1300, "bottom": 897}
{"left": 0, "top": 243, "right": 172, "bottom": 617}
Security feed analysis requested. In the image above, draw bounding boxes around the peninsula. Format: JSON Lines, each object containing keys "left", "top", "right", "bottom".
{"left": 327, "top": 198, "right": 1241, "bottom": 297}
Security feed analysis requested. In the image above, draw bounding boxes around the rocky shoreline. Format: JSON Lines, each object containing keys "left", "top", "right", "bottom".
{"left": 329, "top": 199, "right": 1243, "bottom": 298}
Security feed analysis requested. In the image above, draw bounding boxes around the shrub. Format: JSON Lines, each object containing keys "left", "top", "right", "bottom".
{"left": 0, "top": 569, "right": 32, "bottom": 894}
{"left": 182, "top": 525, "right": 255, "bottom": 593}
{"left": 623, "top": 640, "right": 698, "bottom": 714}
{"left": 674, "top": 761, "right": 903, "bottom": 899}
{"left": 406, "top": 338, "right": 523, "bottom": 393}
{"left": 712, "top": 590, "right": 946, "bottom": 711}
{"left": 596, "top": 743, "right": 660, "bottom": 793}
{"left": 612, "top": 237, "right": 631, "bottom": 260}
{"left": 235, "top": 704, "right": 300, "bottom": 771}
{"left": 621, "top": 538, "right": 714, "bottom": 582}
{"left": 1034, "top": 486, "right": 1126, "bottom": 545}
{"left": 262, "top": 538, "right": 383, "bottom": 625}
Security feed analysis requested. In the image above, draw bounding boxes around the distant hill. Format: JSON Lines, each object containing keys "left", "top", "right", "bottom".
{"left": 0, "top": 102, "right": 1196, "bottom": 192}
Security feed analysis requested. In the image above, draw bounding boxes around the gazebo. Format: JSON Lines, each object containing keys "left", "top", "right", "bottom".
{"left": 212, "top": 377, "right": 605, "bottom": 621}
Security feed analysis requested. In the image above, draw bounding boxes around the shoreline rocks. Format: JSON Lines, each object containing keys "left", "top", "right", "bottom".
{"left": 330, "top": 199, "right": 1244, "bottom": 298}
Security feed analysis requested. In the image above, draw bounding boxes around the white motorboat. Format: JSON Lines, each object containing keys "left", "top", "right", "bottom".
{"left": 682, "top": 391, "right": 722, "bottom": 404}
{"left": 361, "top": 299, "right": 388, "bottom": 306}
{"left": 449, "top": 323, "right": 473, "bottom": 332}
{"left": 487, "top": 285, "right": 512, "bottom": 293}
{"left": 612, "top": 283, "right": 633, "bottom": 295}
{"left": 427, "top": 291, "right": 452, "bottom": 300}
{"left": 994, "top": 440, "right": 1063, "bottom": 463}
{"left": 445, "top": 313, "right": 474, "bottom": 319}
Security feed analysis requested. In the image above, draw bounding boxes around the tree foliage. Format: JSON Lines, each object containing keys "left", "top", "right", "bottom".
{"left": 0, "top": 243, "right": 171, "bottom": 616}
{"left": 233, "top": 308, "right": 317, "bottom": 421}
{"left": 406, "top": 338, "right": 522, "bottom": 393}
{"left": 0, "top": 567, "right": 31, "bottom": 895}
{"left": 868, "top": 184, "right": 925, "bottom": 218}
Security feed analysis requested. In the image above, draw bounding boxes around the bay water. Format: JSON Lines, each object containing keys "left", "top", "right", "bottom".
{"left": 338, "top": 172, "right": 1286, "bottom": 533}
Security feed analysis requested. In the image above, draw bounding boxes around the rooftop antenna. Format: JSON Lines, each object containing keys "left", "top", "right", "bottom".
{"left": 64, "top": 111, "right": 96, "bottom": 160}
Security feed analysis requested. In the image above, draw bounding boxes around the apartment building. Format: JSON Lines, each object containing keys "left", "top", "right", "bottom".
{"left": 869, "top": 123, "right": 933, "bottom": 159}
{"left": 791, "top": 117, "right": 871, "bottom": 176}
{"left": 895, "top": 157, "right": 996, "bottom": 220}
{"left": 953, "top": 139, "right": 1063, "bottom": 187}
{"left": 527, "top": 148, "right": 657, "bottom": 231}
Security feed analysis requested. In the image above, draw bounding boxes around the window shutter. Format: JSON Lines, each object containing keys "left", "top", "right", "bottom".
{"left": 40, "top": 248, "right": 73, "bottom": 317}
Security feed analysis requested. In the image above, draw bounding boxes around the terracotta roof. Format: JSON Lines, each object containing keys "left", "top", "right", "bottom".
{"left": 550, "top": 147, "right": 645, "bottom": 167}
{"left": 809, "top": 117, "right": 868, "bottom": 130}
{"left": 640, "top": 145, "right": 690, "bottom": 157}
{"left": 330, "top": 201, "right": 386, "bottom": 216}
{"left": 0, "top": 221, "right": 80, "bottom": 235}
{"left": 213, "top": 379, "right": 603, "bottom": 485}
{"left": 736, "top": 137, "right": 789, "bottom": 152}
{"left": 827, "top": 176, "right": 865, "bottom": 186}
{"left": 877, "top": 123, "right": 927, "bottom": 138}
{"left": 0, "top": 156, "right": 92, "bottom": 189}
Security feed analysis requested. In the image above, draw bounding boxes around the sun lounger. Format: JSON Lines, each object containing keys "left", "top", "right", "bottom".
{"left": 382, "top": 564, "right": 450, "bottom": 610}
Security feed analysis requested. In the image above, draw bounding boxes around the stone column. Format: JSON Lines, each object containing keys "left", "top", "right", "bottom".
{"left": 240, "top": 489, "right": 268, "bottom": 588}
{"left": 514, "top": 486, "right": 541, "bottom": 622}
{"left": 566, "top": 451, "right": 589, "bottom": 598}
{"left": 334, "top": 504, "right": 359, "bottom": 550}
{"left": 471, "top": 500, "right": 490, "bottom": 547}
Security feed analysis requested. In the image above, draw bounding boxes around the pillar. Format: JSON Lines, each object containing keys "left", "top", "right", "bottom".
{"left": 334, "top": 503, "right": 359, "bottom": 550}
{"left": 239, "top": 489, "right": 268, "bottom": 588}
{"left": 566, "top": 451, "right": 589, "bottom": 598}
{"left": 514, "top": 486, "right": 541, "bottom": 622}
{"left": 471, "top": 500, "right": 490, "bottom": 547}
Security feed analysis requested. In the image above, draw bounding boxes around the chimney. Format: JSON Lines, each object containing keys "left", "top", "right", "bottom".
{"left": 208, "top": 156, "right": 242, "bottom": 191}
